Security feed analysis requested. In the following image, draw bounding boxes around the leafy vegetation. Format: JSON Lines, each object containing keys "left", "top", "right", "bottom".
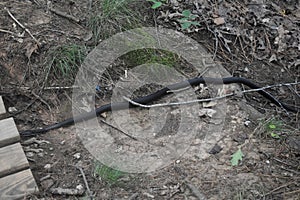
{"left": 178, "top": 10, "right": 200, "bottom": 30}
{"left": 265, "top": 119, "right": 283, "bottom": 139}
{"left": 146, "top": 0, "right": 167, "bottom": 9}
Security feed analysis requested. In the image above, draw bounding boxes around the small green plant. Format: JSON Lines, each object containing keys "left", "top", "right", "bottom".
{"left": 266, "top": 119, "right": 282, "bottom": 139}
{"left": 231, "top": 148, "right": 244, "bottom": 166}
{"left": 178, "top": 9, "right": 200, "bottom": 30}
{"left": 147, "top": 0, "right": 166, "bottom": 9}
{"left": 93, "top": 161, "right": 125, "bottom": 184}
{"left": 51, "top": 44, "right": 87, "bottom": 78}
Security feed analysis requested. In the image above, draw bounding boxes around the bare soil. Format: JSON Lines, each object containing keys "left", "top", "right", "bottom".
{"left": 0, "top": 0, "right": 299, "bottom": 199}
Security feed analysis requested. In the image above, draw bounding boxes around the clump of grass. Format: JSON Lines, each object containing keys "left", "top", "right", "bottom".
{"left": 88, "top": 0, "right": 144, "bottom": 43}
{"left": 93, "top": 161, "right": 125, "bottom": 185}
{"left": 50, "top": 44, "right": 87, "bottom": 79}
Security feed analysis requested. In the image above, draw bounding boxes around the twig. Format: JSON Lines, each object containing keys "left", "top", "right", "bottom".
{"left": 284, "top": 189, "right": 300, "bottom": 196}
{"left": 185, "top": 181, "right": 207, "bottom": 200}
{"left": 88, "top": 0, "right": 93, "bottom": 12}
{"left": 0, "top": 28, "right": 24, "bottom": 37}
{"left": 265, "top": 181, "right": 296, "bottom": 196}
{"left": 31, "top": 91, "right": 52, "bottom": 111}
{"left": 100, "top": 119, "right": 138, "bottom": 141}
{"left": 49, "top": 6, "right": 80, "bottom": 23}
{"left": 3, "top": 85, "right": 79, "bottom": 91}
{"left": 74, "top": 165, "right": 94, "bottom": 200}
{"left": 123, "top": 81, "right": 300, "bottom": 109}
{"left": 4, "top": 7, "right": 40, "bottom": 46}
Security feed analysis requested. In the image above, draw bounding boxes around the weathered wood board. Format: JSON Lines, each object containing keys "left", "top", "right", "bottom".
{"left": 0, "top": 117, "right": 20, "bottom": 148}
{"left": 0, "top": 143, "right": 29, "bottom": 178}
{"left": 0, "top": 169, "right": 38, "bottom": 200}
{"left": 0, "top": 95, "right": 39, "bottom": 199}
{"left": 0, "top": 96, "right": 5, "bottom": 115}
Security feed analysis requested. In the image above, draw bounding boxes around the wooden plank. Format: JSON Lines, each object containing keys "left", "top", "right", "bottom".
{"left": 0, "top": 143, "right": 29, "bottom": 178}
{"left": 0, "top": 118, "right": 20, "bottom": 148}
{"left": 0, "top": 169, "right": 38, "bottom": 200}
{"left": 0, "top": 96, "right": 6, "bottom": 115}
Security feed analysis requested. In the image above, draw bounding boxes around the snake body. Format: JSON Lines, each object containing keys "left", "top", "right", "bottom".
{"left": 20, "top": 77, "right": 298, "bottom": 137}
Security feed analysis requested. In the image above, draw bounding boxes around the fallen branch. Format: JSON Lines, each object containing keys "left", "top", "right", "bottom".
{"left": 49, "top": 7, "right": 80, "bottom": 23}
{"left": 4, "top": 7, "right": 40, "bottom": 46}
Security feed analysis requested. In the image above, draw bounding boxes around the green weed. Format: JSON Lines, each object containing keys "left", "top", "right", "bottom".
{"left": 146, "top": 0, "right": 167, "bottom": 9}
{"left": 265, "top": 118, "right": 283, "bottom": 139}
{"left": 178, "top": 9, "right": 200, "bottom": 30}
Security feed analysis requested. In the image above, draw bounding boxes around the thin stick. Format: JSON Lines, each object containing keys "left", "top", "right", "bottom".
{"left": 265, "top": 181, "right": 296, "bottom": 196}
{"left": 100, "top": 119, "right": 138, "bottom": 141}
{"left": 0, "top": 28, "right": 24, "bottom": 37}
{"left": 4, "top": 7, "right": 40, "bottom": 46}
{"left": 49, "top": 7, "right": 80, "bottom": 23}
{"left": 123, "top": 81, "right": 300, "bottom": 109}
{"left": 74, "top": 165, "right": 94, "bottom": 200}
{"left": 3, "top": 85, "right": 79, "bottom": 91}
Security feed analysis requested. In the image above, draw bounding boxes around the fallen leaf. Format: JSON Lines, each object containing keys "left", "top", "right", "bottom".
{"left": 25, "top": 42, "right": 39, "bottom": 60}
{"left": 231, "top": 148, "right": 244, "bottom": 166}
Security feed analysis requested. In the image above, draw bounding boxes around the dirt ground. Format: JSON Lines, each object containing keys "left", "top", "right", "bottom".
{"left": 0, "top": 0, "right": 299, "bottom": 199}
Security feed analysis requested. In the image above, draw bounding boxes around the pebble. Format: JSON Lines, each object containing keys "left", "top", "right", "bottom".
{"left": 73, "top": 153, "right": 81, "bottom": 159}
{"left": 44, "top": 164, "right": 51, "bottom": 169}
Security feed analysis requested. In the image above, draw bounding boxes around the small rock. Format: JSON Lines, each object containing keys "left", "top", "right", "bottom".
{"left": 175, "top": 159, "right": 181, "bottom": 164}
{"left": 44, "top": 164, "right": 51, "bottom": 169}
{"left": 244, "top": 120, "right": 251, "bottom": 127}
{"left": 76, "top": 184, "right": 84, "bottom": 191}
{"left": 73, "top": 153, "right": 81, "bottom": 159}
{"left": 208, "top": 144, "right": 222, "bottom": 154}
{"left": 8, "top": 107, "right": 17, "bottom": 113}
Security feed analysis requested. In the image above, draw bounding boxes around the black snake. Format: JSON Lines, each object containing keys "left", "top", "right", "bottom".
{"left": 20, "top": 77, "right": 299, "bottom": 137}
